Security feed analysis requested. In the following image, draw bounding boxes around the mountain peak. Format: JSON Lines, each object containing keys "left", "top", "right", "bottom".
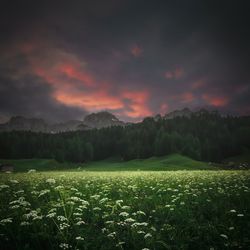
{"left": 83, "top": 111, "right": 124, "bottom": 128}
{"left": 164, "top": 107, "right": 192, "bottom": 119}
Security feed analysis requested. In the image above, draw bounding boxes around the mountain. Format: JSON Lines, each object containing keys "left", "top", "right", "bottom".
{"left": 163, "top": 108, "right": 220, "bottom": 119}
{"left": 0, "top": 116, "right": 48, "bottom": 132}
{"left": 83, "top": 111, "right": 125, "bottom": 129}
{"left": 164, "top": 108, "right": 192, "bottom": 119}
{"left": 0, "top": 112, "right": 125, "bottom": 133}
{"left": 0, "top": 109, "right": 222, "bottom": 133}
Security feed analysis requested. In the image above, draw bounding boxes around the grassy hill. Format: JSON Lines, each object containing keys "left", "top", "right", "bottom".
{"left": 83, "top": 154, "right": 216, "bottom": 171}
{"left": 0, "top": 154, "right": 218, "bottom": 172}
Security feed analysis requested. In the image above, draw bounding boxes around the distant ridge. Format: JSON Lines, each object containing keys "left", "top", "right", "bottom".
{"left": 164, "top": 107, "right": 192, "bottom": 119}
{"left": 83, "top": 111, "right": 125, "bottom": 129}
{"left": 0, "top": 111, "right": 125, "bottom": 133}
{"left": 0, "top": 108, "right": 236, "bottom": 133}
{"left": 164, "top": 107, "right": 220, "bottom": 119}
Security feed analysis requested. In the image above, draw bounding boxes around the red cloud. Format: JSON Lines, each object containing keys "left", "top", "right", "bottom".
{"left": 8, "top": 43, "right": 152, "bottom": 120}
{"left": 29, "top": 50, "right": 95, "bottom": 89}
{"left": 202, "top": 94, "right": 229, "bottom": 107}
{"left": 32, "top": 52, "right": 151, "bottom": 119}
{"left": 53, "top": 88, "right": 152, "bottom": 120}
{"left": 58, "top": 64, "right": 95, "bottom": 87}
{"left": 54, "top": 90, "right": 124, "bottom": 111}
{"left": 122, "top": 90, "right": 152, "bottom": 118}
{"left": 131, "top": 44, "right": 143, "bottom": 57}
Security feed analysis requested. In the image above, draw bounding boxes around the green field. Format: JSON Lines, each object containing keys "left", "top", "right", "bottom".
{"left": 0, "top": 170, "right": 250, "bottom": 250}
{"left": 0, "top": 154, "right": 218, "bottom": 172}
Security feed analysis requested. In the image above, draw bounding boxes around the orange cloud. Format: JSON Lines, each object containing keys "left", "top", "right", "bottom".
{"left": 202, "top": 94, "right": 229, "bottom": 107}
{"left": 122, "top": 90, "right": 152, "bottom": 118}
{"left": 57, "top": 64, "right": 95, "bottom": 87}
{"left": 11, "top": 44, "right": 152, "bottom": 120}
{"left": 31, "top": 52, "right": 152, "bottom": 119}
{"left": 54, "top": 90, "right": 124, "bottom": 111}
{"left": 53, "top": 88, "right": 152, "bottom": 119}
{"left": 28, "top": 50, "right": 96, "bottom": 89}
{"left": 131, "top": 44, "right": 143, "bottom": 57}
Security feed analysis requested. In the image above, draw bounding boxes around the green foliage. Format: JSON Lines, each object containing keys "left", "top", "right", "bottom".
{"left": 0, "top": 113, "right": 250, "bottom": 163}
{"left": 0, "top": 170, "right": 249, "bottom": 249}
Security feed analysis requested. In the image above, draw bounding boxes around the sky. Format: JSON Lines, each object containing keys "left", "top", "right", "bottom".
{"left": 0, "top": 0, "right": 250, "bottom": 122}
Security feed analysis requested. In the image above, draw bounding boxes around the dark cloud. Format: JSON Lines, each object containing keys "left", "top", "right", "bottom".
{"left": 0, "top": 74, "right": 87, "bottom": 122}
{"left": 0, "top": 0, "right": 250, "bottom": 122}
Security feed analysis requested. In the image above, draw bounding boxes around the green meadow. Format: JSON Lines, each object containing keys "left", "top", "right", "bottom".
{"left": 0, "top": 160, "right": 250, "bottom": 249}
{"left": 0, "top": 154, "right": 218, "bottom": 172}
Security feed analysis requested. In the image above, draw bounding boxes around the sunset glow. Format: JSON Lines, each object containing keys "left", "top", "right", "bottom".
{"left": 0, "top": 0, "right": 249, "bottom": 122}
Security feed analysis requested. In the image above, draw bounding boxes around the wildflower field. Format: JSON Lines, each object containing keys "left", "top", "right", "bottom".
{"left": 0, "top": 171, "right": 250, "bottom": 250}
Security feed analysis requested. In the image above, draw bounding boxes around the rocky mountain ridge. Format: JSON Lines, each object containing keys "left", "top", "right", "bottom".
{"left": 0, "top": 111, "right": 125, "bottom": 133}
{"left": 0, "top": 108, "right": 222, "bottom": 133}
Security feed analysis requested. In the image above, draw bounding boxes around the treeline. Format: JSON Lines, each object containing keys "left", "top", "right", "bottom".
{"left": 0, "top": 111, "right": 250, "bottom": 163}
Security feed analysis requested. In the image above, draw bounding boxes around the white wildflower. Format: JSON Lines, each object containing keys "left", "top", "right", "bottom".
{"left": 59, "top": 243, "right": 69, "bottom": 249}
{"left": 137, "top": 230, "right": 145, "bottom": 234}
{"left": 119, "top": 212, "right": 129, "bottom": 217}
{"left": 116, "top": 200, "right": 123, "bottom": 205}
{"left": 144, "top": 233, "right": 152, "bottom": 239}
{"left": 59, "top": 223, "right": 70, "bottom": 230}
{"left": 116, "top": 242, "right": 125, "bottom": 247}
{"left": 220, "top": 234, "right": 228, "bottom": 240}
{"left": 55, "top": 185, "right": 64, "bottom": 190}
{"left": 0, "top": 218, "right": 13, "bottom": 225}
{"left": 0, "top": 184, "right": 10, "bottom": 191}
{"left": 10, "top": 180, "right": 19, "bottom": 184}
{"left": 93, "top": 207, "right": 101, "bottom": 211}
{"left": 46, "top": 178, "right": 56, "bottom": 185}
{"left": 121, "top": 206, "right": 131, "bottom": 210}
{"left": 47, "top": 213, "right": 56, "bottom": 219}
{"left": 124, "top": 218, "right": 136, "bottom": 223}
{"left": 99, "top": 198, "right": 109, "bottom": 204}
{"left": 75, "top": 220, "right": 85, "bottom": 226}
{"left": 38, "top": 189, "right": 50, "bottom": 197}
{"left": 71, "top": 197, "right": 82, "bottom": 202}
{"left": 107, "top": 232, "right": 116, "bottom": 239}
{"left": 75, "top": 236, "right": 84, "bottom": 241}
{"left": 57, "top": 216, "right": 68, "bottom": 222}
{"left": 137, "top": 210, "right": 146, "bottom": 216}
{"left": 27, "top": 169, "right": 36, "bottom": 173}
{"left": 20, "top": 221, "right": 31, "bottom": 226}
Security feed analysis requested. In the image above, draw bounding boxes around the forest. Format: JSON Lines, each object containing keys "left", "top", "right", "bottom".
{"left": 0, "top": 111, "right": 250, "bottom": 163}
